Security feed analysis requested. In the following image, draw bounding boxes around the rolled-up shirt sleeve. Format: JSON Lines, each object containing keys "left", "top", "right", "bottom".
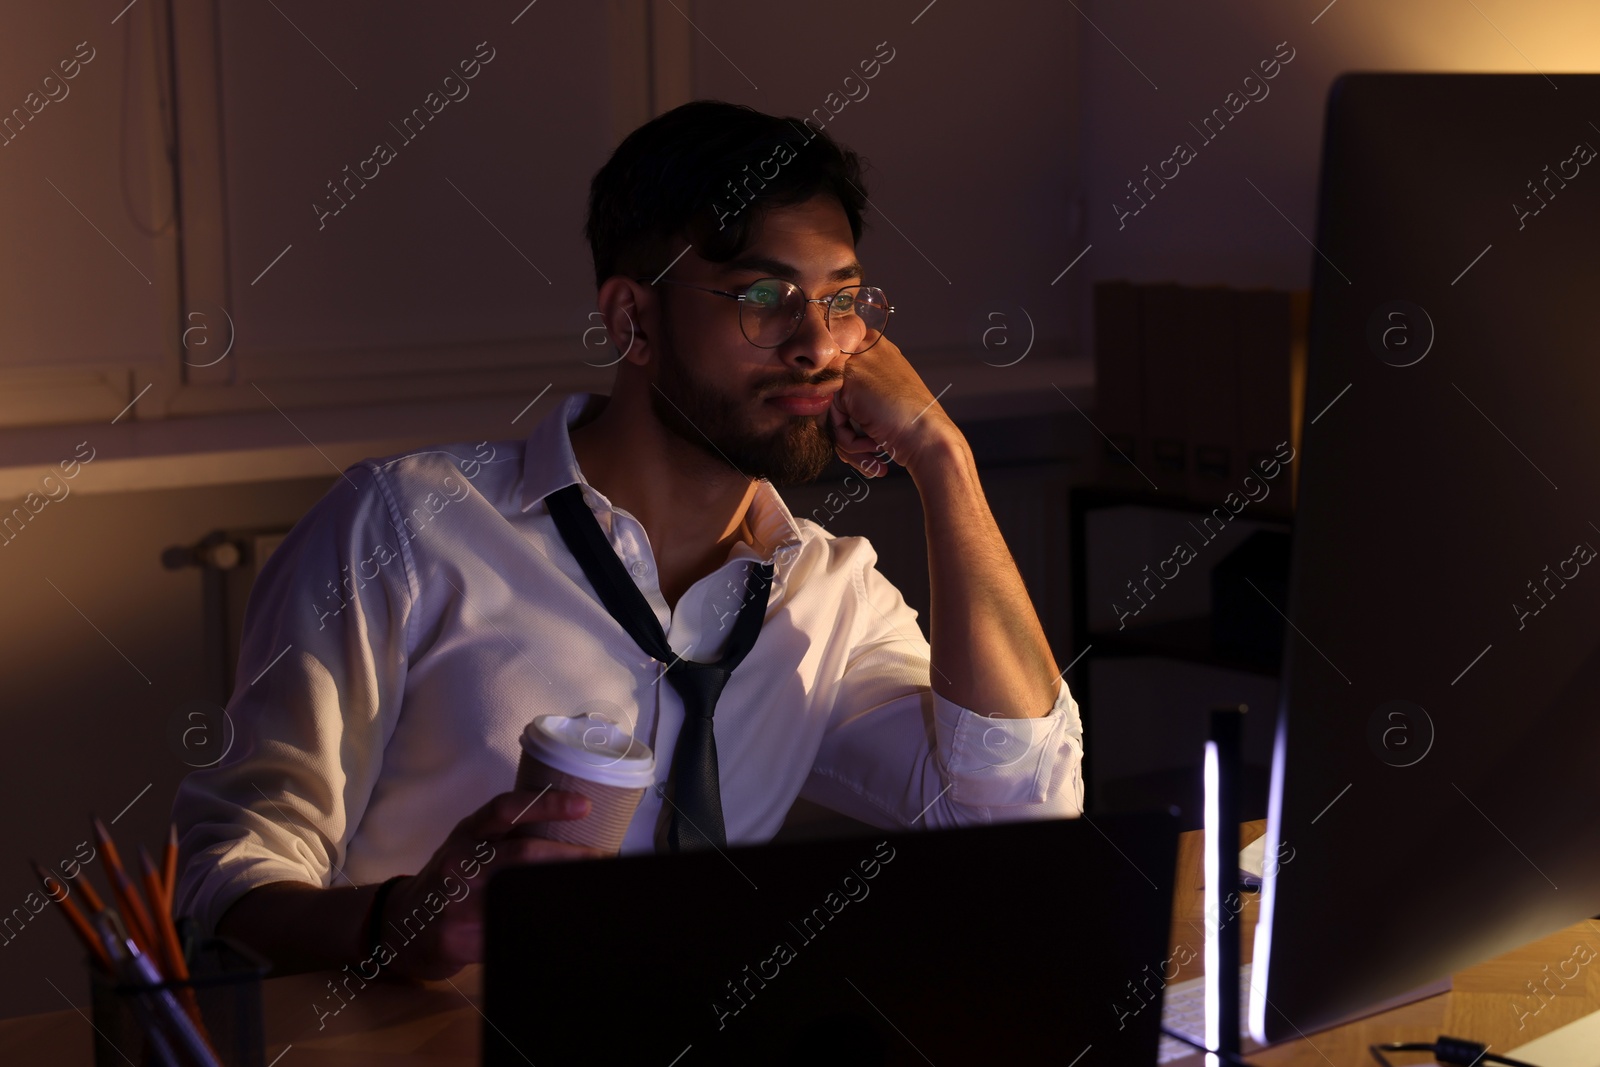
{"left": 170, "top": 461, "right": 414, "bottom": 938}
{"left": 800, "top": 544, "right": 1085, "bottom": 830}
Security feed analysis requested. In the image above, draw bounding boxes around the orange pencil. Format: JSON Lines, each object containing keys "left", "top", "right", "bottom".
{"left": 69, "top": 862, "right": 106, "bottom": 917}
{"left": 137, "top": 847, "right": 182, "bottom": 979}
{"left": 91, "top": 816, "right": 160, "bottom": 961}
{"left": 139, "top": 847, "right": 217, "bottom": 1049}
{"left": 161, "top": 823, "right": 178, "bottom": 914}
{"left": 30, "top": 860, "right": 113, "bottom": 973}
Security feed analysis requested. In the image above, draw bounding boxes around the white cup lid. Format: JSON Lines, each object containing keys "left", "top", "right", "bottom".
{"left": 521, "top": 713, "right": 655, "bottom": 786}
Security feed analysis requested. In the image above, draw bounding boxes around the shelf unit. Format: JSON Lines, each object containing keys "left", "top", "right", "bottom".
{"left": 1067, "top": 484, "right": 1293, "bottom": 822}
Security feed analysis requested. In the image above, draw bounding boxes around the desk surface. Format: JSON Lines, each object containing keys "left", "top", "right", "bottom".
{"left": 1170, "top": 821, "right": 1600, "bottom": 1066}
{"left": 3, "top": 821, "right": 1596, "bottom": 1065}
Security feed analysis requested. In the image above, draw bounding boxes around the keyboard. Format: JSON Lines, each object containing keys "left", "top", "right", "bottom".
{"left": 1157, "top": 963, "right": 1254, "bottom": 1063}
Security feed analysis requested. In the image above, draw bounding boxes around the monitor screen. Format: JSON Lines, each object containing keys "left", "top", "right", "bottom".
{"left": 1252, "top": 71, "right": 1600, "bottom": 1044}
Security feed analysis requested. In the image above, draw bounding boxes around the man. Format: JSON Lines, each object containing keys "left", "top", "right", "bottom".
{"left": 174, "top": 100, "right": 1083, "bottom": 982}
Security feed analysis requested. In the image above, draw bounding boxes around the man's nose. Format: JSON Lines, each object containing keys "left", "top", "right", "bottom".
{"left": 779, "top": 300, "right": 843, "bottom": 371}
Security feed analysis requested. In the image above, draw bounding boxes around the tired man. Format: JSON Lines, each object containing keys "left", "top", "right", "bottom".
{"left": 173, "top": 99, "right": 1083, "bottom": 981}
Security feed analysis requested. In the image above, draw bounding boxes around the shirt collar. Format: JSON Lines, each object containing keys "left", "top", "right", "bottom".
{"left": 518, "top": 392, "right": 806, "bottom": 567}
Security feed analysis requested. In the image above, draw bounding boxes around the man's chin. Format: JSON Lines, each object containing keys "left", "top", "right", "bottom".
{"left": 648, "top": 386, "right": 834, "bottom": 484}
{"left": 732, "top": 420, "right": 834, "bottom": 486}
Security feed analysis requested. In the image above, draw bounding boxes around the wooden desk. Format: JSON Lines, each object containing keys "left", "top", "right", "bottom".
{"left": 4, "top": 823, "right": 1597, "bottom": 1064}
{"left": 1169, "top": 821, "right": 1600, "bottom": 1066}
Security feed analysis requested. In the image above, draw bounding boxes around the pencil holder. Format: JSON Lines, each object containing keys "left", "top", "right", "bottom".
{"left": 88, "top": 935, "right": 270, "bottom": 1067}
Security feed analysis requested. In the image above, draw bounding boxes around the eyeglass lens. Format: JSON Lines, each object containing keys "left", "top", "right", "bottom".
{"left": 741, "top": 279, "right": 889, "bottom": 354}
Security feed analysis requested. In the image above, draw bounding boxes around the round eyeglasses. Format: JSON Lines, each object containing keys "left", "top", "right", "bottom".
{"left": 645, "top": 276, "right": 894, "bottom": 354}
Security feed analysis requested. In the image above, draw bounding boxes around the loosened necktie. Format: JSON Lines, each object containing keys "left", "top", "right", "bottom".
{"left": 544, "top": 482, "right": 773, "bottom": 851}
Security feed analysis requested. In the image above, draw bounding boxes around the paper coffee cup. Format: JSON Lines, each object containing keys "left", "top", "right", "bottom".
{"left": 515, "top": 713, "right": 656, "bottom": 853}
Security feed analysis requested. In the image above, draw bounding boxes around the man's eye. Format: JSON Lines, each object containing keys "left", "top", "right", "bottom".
{"left": 745, "top": 283, "right": 783, "bottom": 308}
{"left": 831, "top": 293, "right": 856, "bottom": 312}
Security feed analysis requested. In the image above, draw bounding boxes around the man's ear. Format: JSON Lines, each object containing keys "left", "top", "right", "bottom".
{"left": 595, "top": 276, "right": 654, "bottom": 367}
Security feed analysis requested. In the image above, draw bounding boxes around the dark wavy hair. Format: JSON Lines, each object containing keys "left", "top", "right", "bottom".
{"left": 584, "top": 100, "right": 869, "bottom": 289}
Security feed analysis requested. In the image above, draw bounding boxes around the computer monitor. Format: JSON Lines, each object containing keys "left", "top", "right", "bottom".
{"left": 1251, "top": 71, "right": 1600, "bottom": 1044}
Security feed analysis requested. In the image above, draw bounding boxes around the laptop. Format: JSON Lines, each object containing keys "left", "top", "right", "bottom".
{"left": 483, "top": 811, "right": 1180, "bottom": 1065}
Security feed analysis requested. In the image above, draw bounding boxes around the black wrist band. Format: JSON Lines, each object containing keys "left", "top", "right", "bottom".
{"left": 364, "top": 874, "right": 408, "bottom": 960}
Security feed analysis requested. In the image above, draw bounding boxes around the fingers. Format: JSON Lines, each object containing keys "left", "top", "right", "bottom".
{"left": 837, "top": 452, "right": 882, "bottom": 479}
{"left": 390, "top": 791, "right": 605, "bottom": 980}
{"left": 831, "top": 420, "right": 879, "bottom": 463}
{"left": 831, "top": 415, "right": 873, "bottom": 451}
{"left": 456, "top": 788, "right": 592, "bottom": 842}
{"left": 839, "top": 455, "right": 880, "bottom": 479}
{"left": 835, "top": 436, "right": 890, "bottom": 478}
{"left": 826, "top": 394, "right": 862, "bottom": 441}
{"left": 487, "top": 835, "right": 610, "bottom": 870}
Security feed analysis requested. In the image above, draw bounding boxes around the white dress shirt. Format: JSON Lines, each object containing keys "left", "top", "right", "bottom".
{"left": 171, "top": 391, "right": 1085, "bottom": 938}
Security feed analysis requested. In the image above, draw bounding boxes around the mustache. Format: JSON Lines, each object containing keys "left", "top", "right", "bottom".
{"left": 757, "top": 372, "right": 844, "bottom": 396}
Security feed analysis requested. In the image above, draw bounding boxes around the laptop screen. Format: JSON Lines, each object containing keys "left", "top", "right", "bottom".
{"left": 484, "top": 811, "right": 1178, "bottom": 1065}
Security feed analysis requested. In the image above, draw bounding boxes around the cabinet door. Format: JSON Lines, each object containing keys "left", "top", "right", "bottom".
{"left": 0, "top": 1, "right": 178, "bottom": 425}
{"left": 181, "top": 0, "right": 630, "bottom": 411}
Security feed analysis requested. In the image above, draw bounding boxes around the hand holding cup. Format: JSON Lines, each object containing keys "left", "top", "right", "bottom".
{"left": 377, "top": 787, "right": 603, "bottom": 981}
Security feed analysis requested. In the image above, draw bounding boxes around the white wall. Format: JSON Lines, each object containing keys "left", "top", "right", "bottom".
{"left": 0, "top": 476, "right": 337, "bottom": 1020}
{"left": 692, "top": 0, "right": 1083, "bottom": 366}
{"left": 1081, "top": 0, "right": 1600, "bottom": 290}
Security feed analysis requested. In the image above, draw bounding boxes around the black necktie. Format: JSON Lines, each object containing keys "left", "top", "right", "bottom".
{"left": 544, "top": 482, "right": 773, "bottom": 852}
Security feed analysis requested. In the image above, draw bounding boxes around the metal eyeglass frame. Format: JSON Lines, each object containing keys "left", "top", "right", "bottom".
{"left": 640, "top": 276, "right": 894, "bottom": 354}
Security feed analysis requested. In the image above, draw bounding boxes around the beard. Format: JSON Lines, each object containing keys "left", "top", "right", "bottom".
{"left": 648, "top": 320, "right": 840, "bottom": 488}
